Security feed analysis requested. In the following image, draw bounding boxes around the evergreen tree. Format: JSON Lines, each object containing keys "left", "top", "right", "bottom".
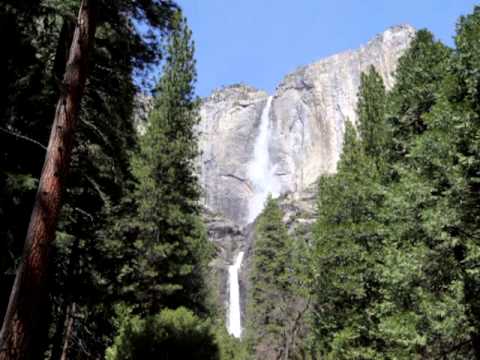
{"left": 0, "top": 1, "right": 65, "bottom": 325}
{"left": 449, "top": 9, "right": 480, "bottom": 356}
{"left": 307, "top": 67, "right": 389, "bottom": 358}
{"left": 357, "top": 66, "right": 387, "bottom": 160}
{"left": 106, "top": 307, "right": 220, "bottom": 360}
{"left": 246, "top": 196, "right": 295, "bottom": 359}
{"left": 310, "top": 122, "right": 384, "bottom": 359}
{"left": 0, "top": 1, "right": 98, "bottom": 357}
{"left": 396, "top": 7, "right": 480, "bottom": 357}
{"left": 310, "top": 25, "right": 477, "bottom": 359}
{"left": 387, "top": 29, "right": 451, "bottom": 162}
{"left": 121, "top": 15, "right": 211, "bottom": 317}
{"left": 44, "top": 1, "right": 180, "bottom": 357}
{"left": 371, "top": 27, "right": 474, "bottom": 358}
{"left": 0, "top": 0, "right": 179, "bottom": 357}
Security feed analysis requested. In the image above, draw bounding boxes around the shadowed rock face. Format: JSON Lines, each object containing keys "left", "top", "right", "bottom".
{"left": 198, "top": 25, "right": 415, "bottom": 226}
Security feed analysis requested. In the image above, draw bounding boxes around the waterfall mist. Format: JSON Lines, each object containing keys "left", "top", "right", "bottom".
{"left": 247, "top": 96, "right": 280, "bottom": 223}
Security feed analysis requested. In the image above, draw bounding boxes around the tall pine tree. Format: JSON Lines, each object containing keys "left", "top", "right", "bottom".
{"left": 246, "top": 196, "right": 301, "bottom": 359}
{"left": 121, "top": 14, "right": 211, "bottom": 317}
{"left": 309, "top": 68, "right": 388, "bottom": 358}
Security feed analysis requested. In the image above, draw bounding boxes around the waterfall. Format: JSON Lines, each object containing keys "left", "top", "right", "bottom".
{"left": 226, "top": 97, "right": 278, "bottom": 337}
{"left": 227, "top": 251, "right": 244, "bottom": 338}
{"left": 247, "top": 96, "right": 280, "bottom": 223}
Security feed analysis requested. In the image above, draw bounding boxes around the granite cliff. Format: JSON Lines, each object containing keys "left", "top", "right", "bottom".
{"left": 198, "top": 24, "right": 415, "bottom": 226}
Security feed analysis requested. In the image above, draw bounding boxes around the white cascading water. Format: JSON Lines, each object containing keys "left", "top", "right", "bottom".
{"left": 227, "top": 251, "right": 245, "bottom": 338}
{"left": 247, "top": 95, "right": 280, "bottom": 223}
{"left": 226, "top": 97, "right": 279, "bottom": 337}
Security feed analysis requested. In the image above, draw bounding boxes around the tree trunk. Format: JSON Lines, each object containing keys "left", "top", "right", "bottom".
{"left": 50, "top": 237, "right": 80, "bottom": 360}
{"left": 59, "top": 303, "right": 76, "bottom": 360}
{"left": 53, "top": 18, "right": 76, "bottom": 83}
{"left": 471, "top": 333, "right": 480, "bottom": 360}
{"left": 49, "top": 302, "right": 68, "bottom": 360}
{"left": 0, "top": 1, "right": 97, "bottom": 359}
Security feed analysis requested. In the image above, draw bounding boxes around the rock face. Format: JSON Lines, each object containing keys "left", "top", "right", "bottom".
{"left": 198, "top": 25, "right": 415, "bottom": 226}
{"left": 202, "top": 208, "right": 248, "bottom": 311}
{"left": 198, "top": 85, "right": 269, "bottom": 224}
{"left": 133, "top": 93, "right": 154, "bottom": 135}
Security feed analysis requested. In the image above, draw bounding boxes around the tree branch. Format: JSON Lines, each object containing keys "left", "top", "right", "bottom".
{"left": 0, "top": 127, "right": 47, "bottom": 151}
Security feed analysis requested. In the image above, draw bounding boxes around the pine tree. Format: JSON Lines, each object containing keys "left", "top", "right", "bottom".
{"left": 310, "top": 121, "right": 385, "bottom": 359}
{"left": 246, "top": 196, "right": 295, "bottom": 359}
{"left": 44, "top": 1, "right": 179, "bottom": 356}
{"left": 387, "top": 29, "right": 451, "bottom": 162}
{"left": 0, "top": 1, "right": 97, "bottom": 357}
{"left": 307, "top": 65, "right": 391, "bottom": 358}
{"left": 0, "top": 0, "right": 180, "bottom": 357}
{"left": 401, "top": 7, "right": 480, "bottom": 357}
{"left": 0, "top": 2, "right": 65, "bottom": 326}
{"left": 450, "top": 9, "right": 480, "bottom": 356}
{"left": 357, "top": 66, "right": 387, "bottom": 160}
{"left": 285, "top": 11, "right": 479, "bottom": 360}
{"left": 362, "top": 27, "right": 474, "bottom": 358}
{"left": 106, "top": 307, "right": 220, "bottom": 360}
{"left": 122, "top": 15, "right": 211, "bottom": 317}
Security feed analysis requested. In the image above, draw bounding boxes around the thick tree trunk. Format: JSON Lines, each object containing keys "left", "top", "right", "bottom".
{"left": 0, "top": 1, "right": 97, "bottom": 359}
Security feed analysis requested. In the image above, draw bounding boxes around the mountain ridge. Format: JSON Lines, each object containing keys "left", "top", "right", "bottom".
{"left": 202, "top": 24, "right": 415, "bottom": 100}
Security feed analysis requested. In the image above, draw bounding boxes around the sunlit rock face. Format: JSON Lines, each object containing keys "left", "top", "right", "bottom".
{"left": 198, "top": 85, "right": 269, "bottom": 224}
{"left": 199, "top": 25, "right": 415, "bottom": 225}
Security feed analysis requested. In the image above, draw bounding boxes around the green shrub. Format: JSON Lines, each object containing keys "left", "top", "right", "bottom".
{"left": 106, "top": 307, "right": 219, "bottom": 360}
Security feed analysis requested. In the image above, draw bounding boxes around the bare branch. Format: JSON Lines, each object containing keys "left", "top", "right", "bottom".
{"left": 0, "top": 127, "right": 47, "bottom": 151}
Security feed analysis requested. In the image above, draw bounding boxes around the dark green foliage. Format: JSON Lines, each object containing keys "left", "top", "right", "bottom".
{"left": 451, "top": 8, "right": 480, "bottom": 353}
{"left": 1, "top": 1, "right": 211, "bottom": 359}
{"left": 45, "top": 2, "right": 183, "bottom": 357}
{"left": 118, "top": 15, "right": 211, "bottom": 317}
{"left": 214, "top": 325, "right": 249, "bottom": 360}
{"left": 310, "top": 122, "right": 385, "bottom": 359}
{"left": 0, "top": 0, "right": 181, "bottom": 357}
{"left": 246, "top": 197, "right": 308, "bottom": 359}
{"left": 0, "top": 1, "right": 60, "bottom": 322}
{"left": 106, "top": 307, "right": 220, "bottom": 360}
{"left": 375, "top": 12, "right": 480, "bottom": 357}
{"left": 309, "top": 73, "right": 388, "bottom": 358}
{"left": 357, "top": 66, "right": 387, "bottom": 159}
{"left": 387, "top": 29, "right": 451, "bottom": 161}
{"left": 248, "top": 197, "right": 290, "bottom": 336}
{"left": 309, "top": 12, "right": 480, "bottom": 359}
{"left": 367, "top": 29, "right": 470, "bottom": 357}
{"left": 410, "top": 7, "right": 480, "bottom": 356}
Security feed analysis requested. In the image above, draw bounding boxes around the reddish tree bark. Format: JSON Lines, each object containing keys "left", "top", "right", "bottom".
{"left": 0, "top": 1, "right": 97, "bottom": 358}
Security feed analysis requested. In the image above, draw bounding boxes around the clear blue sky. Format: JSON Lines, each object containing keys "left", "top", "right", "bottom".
{"left": 176, "top": 0, "right": 478, "bottom": 97}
